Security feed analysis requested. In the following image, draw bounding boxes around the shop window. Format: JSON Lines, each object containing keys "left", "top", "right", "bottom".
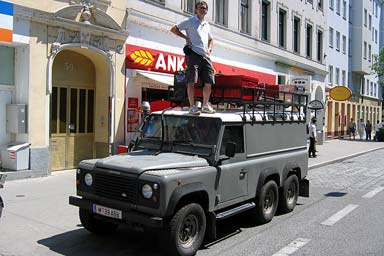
{"left": 0, "top": 46, "right": 15, "bottom": 85}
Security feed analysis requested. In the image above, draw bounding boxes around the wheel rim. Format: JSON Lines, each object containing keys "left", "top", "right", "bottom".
{"left": 286, "top": 181, "right": 297, "bottom": 204}
{"left": 178, "top": 214, "right": 199, "bottom": 248}
{"left": 263, "top": 189, "right": 275, "bottom": 214}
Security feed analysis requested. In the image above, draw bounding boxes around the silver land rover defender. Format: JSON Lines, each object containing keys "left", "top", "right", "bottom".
{"left": 69, "top": 85, "right": 310, "bottom": 256}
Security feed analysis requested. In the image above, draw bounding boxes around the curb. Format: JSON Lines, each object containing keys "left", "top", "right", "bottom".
{"left": 308, "top": 146, "right": 384, "bottom": 170}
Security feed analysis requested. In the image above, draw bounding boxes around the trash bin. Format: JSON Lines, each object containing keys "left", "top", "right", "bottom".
{"left": 0, "top": 143, "right": 30, "bottom": 171}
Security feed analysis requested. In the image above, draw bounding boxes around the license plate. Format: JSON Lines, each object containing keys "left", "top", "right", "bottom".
{"left": 93, "top": 204, "right": 122, "bottom": 220}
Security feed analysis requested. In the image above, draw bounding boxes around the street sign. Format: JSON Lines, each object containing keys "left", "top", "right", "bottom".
{"left": 329, "top": 86, "right": 352, "bottom": 101}
{"left": 308, "top": 100, "right": 324, "bottom": 110}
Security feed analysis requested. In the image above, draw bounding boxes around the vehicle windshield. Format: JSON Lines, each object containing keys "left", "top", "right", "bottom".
{"left": 138, "top": 114, "right": 221, "bottom": 156}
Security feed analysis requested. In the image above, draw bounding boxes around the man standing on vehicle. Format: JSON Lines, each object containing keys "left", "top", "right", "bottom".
{"left": 170, "top": 1, "right": 215, "bottom": 115}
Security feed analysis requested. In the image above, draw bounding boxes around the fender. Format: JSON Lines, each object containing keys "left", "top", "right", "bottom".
{"left": 256, "top": 168, "right": 280, "bottom": 195}
{"left": 165, "top": 182, "right": 209, "bottom": 217}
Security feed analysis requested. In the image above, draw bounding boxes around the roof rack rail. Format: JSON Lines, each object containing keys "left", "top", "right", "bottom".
{"left": 168, "top": 73, "right": 308, "bottom": 124}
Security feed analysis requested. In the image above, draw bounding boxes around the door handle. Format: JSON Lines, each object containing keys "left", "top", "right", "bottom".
{"left": 239, "top": 169, "right": 247, "bottom": 179}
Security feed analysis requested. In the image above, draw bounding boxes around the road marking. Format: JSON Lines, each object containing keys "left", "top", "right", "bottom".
{"left": 272, "top": 238, "right": 311, "bottom": 256}
{"left": 362, "top": 187, "right": 384, "bottom": 198}
{"left": 321, "top": 204, "right": 359, "bottom": 226}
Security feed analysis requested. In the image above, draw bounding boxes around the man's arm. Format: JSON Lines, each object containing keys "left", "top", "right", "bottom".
{"left": 208, "top": 38, "right": 213, "bottom": 54}
{"left": 170, "top": 26, "right": 190, "bottom": 44}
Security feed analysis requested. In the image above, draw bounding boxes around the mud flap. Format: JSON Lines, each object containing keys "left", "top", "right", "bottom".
{"left": 205, "top": 212, "right": 217, "bottom": 241}
{"left": 299, "top": 179, "right": 309, "bottom": 197}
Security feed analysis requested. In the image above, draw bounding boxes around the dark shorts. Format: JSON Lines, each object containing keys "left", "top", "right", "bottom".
{"left": 349, "top": 127, "right": 355, "bottom": 134}
{"left": 185, "top": 51, "right": 215, "bottom": 85}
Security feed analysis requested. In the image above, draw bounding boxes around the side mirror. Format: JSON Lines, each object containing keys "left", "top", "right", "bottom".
{"left": 225, "top": 142, "right": 236, "bottom": 158}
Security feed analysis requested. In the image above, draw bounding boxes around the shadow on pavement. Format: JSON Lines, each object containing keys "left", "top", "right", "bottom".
{"left": 37, "top": 227, "right": 165, "bottom": 256}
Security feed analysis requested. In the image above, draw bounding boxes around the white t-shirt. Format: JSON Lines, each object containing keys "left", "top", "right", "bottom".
{"left": 176, "top": 15, "right": 212, "bottom": 57}
{"left": 309, "top": 123, "right": 317, "bottom": 138}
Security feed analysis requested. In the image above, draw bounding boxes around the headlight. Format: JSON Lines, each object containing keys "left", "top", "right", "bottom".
{"left": 84, "top": 173, "right": 93, "bottom": 186}
{"left": 142, "top": 184, "right": 153, "bottom": 199}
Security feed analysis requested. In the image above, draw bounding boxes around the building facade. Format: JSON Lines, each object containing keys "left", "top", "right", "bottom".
{"left": 124, "top": 0, "right": 328, "bottom": 145}
{"left": 0, "top": 0, "right": 128, "bottom": 174}
{"left": 325, "top": 0, "right": 383, "bottom": 138}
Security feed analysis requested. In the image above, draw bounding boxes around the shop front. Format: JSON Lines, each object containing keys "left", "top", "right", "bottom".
{"left": 124, "top": 43, "right": 276, "bottom": 145}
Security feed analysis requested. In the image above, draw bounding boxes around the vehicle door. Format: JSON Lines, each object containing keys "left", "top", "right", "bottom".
{"left": 217, "top": 125, "right": 248, "bottom": 205}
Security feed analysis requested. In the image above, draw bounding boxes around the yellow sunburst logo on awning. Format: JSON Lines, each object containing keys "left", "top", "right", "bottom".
{"left": 129, "top": 50, "right": 154, "bottom": 66}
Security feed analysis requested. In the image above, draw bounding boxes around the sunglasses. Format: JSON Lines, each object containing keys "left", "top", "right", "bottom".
{"left": 198, "top": 6, "right": 208, "bottom": 10}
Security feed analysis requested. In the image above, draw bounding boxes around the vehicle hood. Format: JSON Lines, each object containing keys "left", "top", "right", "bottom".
{"left": 95, "top": 150, "right": 209, "bottom": 174}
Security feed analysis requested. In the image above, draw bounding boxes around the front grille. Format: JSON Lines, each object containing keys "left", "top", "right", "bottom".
{"left": 93, "top": 170, "right": 138, "bottom": 203}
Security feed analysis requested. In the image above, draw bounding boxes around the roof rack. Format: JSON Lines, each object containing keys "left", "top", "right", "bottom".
{"left": 168, "top": 73, "right": 308, "bottom": 124}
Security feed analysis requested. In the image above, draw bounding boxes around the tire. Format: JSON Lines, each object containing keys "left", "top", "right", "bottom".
{"left": 167, "top": 203, "right": 206, "bottom": 256}
{"left": 79, "top": 208, "right": 118, "bottom": 234}
{"left": 278, "top": 175, "right": 299, "bottom": 214}
{"left": 253, "top": 180, "right": 279, "bottom": 224}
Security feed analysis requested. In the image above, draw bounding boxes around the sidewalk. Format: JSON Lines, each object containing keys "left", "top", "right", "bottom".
{"left": 308, "top": 139, "right": 384, "bottom": 170}
{"left": 2, "top": 139, "right": 384, "bottom": 181}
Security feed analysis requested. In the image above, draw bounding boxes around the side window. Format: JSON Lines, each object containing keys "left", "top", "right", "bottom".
{"left": 220, "top": 126, "right": 244, "bottom": 155}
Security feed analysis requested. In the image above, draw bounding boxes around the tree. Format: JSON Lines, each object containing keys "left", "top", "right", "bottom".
{"left": 371, "top": 47, "right": 384, "bottom": 78}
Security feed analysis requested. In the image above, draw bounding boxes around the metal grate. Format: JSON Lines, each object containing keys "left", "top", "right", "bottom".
{"left": 94, "top": 171, "right": 138, "bottom": 203}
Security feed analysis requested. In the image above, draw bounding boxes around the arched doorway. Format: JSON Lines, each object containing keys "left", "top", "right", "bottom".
{"left": 50, "top": 50, "right": 101, "bottom": 170}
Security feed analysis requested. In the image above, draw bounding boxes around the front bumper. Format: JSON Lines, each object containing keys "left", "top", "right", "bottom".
{"left": 69, "top": 196, "right": 164, "bottom": 228}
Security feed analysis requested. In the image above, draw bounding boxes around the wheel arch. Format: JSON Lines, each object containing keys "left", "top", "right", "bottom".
{"left": 165, "top": 182, "right": 209, "bottom": 217}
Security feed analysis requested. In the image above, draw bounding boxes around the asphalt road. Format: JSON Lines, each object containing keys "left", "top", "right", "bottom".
{"left": 0, "top": 149, "right": 384, "bottom": 256}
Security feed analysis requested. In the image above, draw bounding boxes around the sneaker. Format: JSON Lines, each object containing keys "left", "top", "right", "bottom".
{"left": 189, "top": 105, "right": 201, "bottom": 115}
{"left": 201, "top": 103, "right": 216, "bottom": 114}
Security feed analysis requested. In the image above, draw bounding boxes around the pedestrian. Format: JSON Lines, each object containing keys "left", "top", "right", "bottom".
{"left": 308, "top": 118, "right": 317, "bottom": 158}
{"left": 170, "top": 1, "right": 215, "bottom": 115}
{"left": 358, "top": 118, "right": 365, "bottom": 140}
{"left": 365, "top": 120, "right": 372, "bottom": 140}
{"left": 374, "top": 120, "right": 382, "bottom": 141}
{"left": 348, "top": 118, "right": 356, "bottom": 140}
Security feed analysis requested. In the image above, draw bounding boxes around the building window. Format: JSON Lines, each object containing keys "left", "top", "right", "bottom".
{"left": 0, "top": 46, "right": 15, "bottom": 85}
{"left": 329, "top": 65, "right": 333, "bottom": 84}
{"left": 365, "top": 79, "right": 369, "bottom": 94}
{"left": 343, "top": 0, "right": 347, "bottom": 19}
{"left": 336, "top": 31, "right": 340, "bottom": 51}
{"left": 375, "top": 3, "right": 378, "bottom": 17}
{"left": 278, "top": 8, "right": 286, "bottom": 48}
{"left": 277, "top": 75, "right": 286, "bottom": 84}
{"left": 375, "top": 29, "right": 378, "bottom": 43}
{"left": 148, "top": 0, "right": 165, "bottom": 4}
{"left": 329, "top": 27, "right": 334, "bottom": 48}
{"left": 364, "top": 41, "right": 367, "bottom": 59}
{"left": 368, "top": 44, "right": 371, "bottom": 62}
{"left": 306, "top": 23, "right": 312, "bottom": 58}
{"left": 349, "top": 5, "right": 352, "bottom": 23}
{"left": 364, "top": 9, "right": 367, "bottom": 27}
{"left": 240, "top": 0, "right": 251, "bottom": 33}
{"left": 215, "top": 0, "right": 228, "bottom": 26}
{"left": 369, "top": 14, "right": 372, "bottom": 30}
{"left": 317, "top": 30, "right": 323, "bottom": 62}
{"left": 183, "top": 0, "right": 199, "bottom": 13}
{"left": 329, "top": 0, "right": 334, "bottom": 10}
{"left": 374, "top": 83, "right": 377, "bottom": 97}
{"left": 342, "top": 35, "right": 346, "bottom": 54}
{"left": 336, "top": 0, "right": 341, "bottom": 14}
{"left": 370, "top": 81, "right": 373, "bottom": 96}
{"left": 348, "top": 39, "right": 352, "bottom": 56}
{"left": 342, "top": 70, "right": 346, "bottom": 86}
{"left": 293, "top": 17, "right": 300, "bottom": 53}
{"left": 318, "top": 0, "right": 323, "bottom": 10}
{"left": 261, "top": 1, "right": 270, "bottom": 41}
{"left": 335, "top": 68, "right": 340, "bottom": 85}
{"left": 372, "top": 27, "right": 375, "bottom": 41}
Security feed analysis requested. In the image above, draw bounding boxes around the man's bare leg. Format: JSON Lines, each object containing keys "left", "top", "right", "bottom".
{"left": 187, "top": 82, "right": 195, "bottom": 107}
{"left": 202, "top": 83, "right": 212, "bottom": 106}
